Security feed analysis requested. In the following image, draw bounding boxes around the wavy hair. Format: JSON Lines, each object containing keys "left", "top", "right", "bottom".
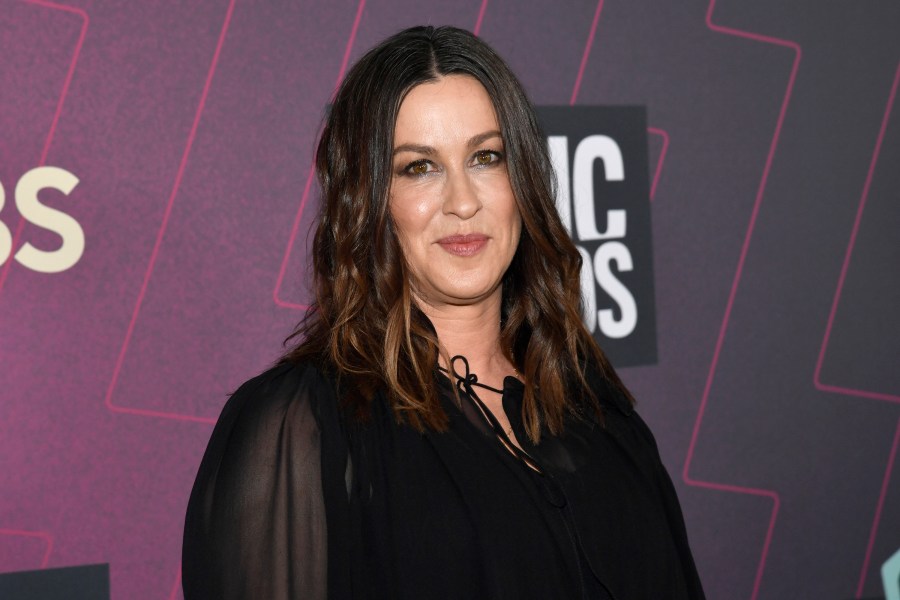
{"left": 284, "top": 25, "right": 633, "bottom": 441}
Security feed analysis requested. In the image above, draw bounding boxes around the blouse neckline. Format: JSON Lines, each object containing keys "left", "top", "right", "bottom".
{"left": 437, "top": 356, "right": 543, "bottom": 473}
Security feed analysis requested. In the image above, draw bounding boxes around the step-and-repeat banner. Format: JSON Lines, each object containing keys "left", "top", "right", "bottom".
{"left": 2, "top": 1, "right": 898, "bottom": 598}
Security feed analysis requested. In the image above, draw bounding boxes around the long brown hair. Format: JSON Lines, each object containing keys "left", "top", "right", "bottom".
{"left": 284, "top": 25, "right": 633, "bottom": 441}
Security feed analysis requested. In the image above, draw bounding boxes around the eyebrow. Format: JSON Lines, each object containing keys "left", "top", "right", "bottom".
{"left": 392, "top": 130, "right": 503, "bottom": 156}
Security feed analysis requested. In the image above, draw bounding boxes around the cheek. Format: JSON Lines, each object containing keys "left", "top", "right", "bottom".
{"left": 393, "top": 209, "right": 423, "bottom": 241}
{"left": 500, "top": 193, "right": 522, "bottom": 244}
{"left": 390, "top": 191, "right": 439, "bottom": 243}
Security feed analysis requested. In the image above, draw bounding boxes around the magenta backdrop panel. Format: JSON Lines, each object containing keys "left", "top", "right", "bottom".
{"left": 1, "top": 1, "right": 899, "bottom": 599}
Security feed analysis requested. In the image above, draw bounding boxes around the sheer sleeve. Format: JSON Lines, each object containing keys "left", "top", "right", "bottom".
{"left": 182, "top": 362, "right": 331, "bottom": 600}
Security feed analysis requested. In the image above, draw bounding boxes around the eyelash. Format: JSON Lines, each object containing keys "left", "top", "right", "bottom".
{"left": 399, "top": 149, "right": 505, "bottom": 176}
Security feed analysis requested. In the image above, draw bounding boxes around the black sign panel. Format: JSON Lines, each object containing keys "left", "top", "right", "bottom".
{"left": 537, "top": 106, "right": 657, "bottom": 367}
{"left": 0, "top": 563, "right": 110, "bottom": 600}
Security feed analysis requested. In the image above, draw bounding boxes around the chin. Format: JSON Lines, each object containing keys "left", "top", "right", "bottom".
{"left": 429, "top": 282, "right": 503, "bottom": 306}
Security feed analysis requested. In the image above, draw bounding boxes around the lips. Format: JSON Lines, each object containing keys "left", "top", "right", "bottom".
{"left": 437, "top": 234, "right": 489, "bottom": 256}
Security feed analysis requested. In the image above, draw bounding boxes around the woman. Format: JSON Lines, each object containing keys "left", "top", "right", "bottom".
{"left": 183, "top": 25, "right": 705, "bottom": 599}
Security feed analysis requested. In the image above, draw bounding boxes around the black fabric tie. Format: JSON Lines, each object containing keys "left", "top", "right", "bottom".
{"left": 440, "top": 355, "right": 549, "bottom": 476}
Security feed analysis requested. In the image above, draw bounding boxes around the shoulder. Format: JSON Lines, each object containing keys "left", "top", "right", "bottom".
{"left": 188, "top": 359, "right": 346, "bottom": 514}
{"left": 577, "top": 361, "right": 665, "bottom": 452}
{"left": 206, "top": 359, "right": 341, "bottom": 461}
{"left": 580, "top": 360, "right": 634, "bottom": 418}
{"left": 223, "top": 359, "right": 335, "bottom": 421}
{"left": 184, "top": 359, "right": 338, "bottom": 598}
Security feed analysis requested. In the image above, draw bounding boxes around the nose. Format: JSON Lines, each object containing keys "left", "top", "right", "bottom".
{"left": 442, "top": 169, "right": 482, "bottom": 219}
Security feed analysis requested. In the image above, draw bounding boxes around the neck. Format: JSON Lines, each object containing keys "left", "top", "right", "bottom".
{"left": 416, "top": 291, "right": 514, "bottom": 388}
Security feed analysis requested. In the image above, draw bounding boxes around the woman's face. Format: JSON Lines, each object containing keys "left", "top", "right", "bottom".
{"left": 389, "top": 75, "right": 521, "bottom": 309}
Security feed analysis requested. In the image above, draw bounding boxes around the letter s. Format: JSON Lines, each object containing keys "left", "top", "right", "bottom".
{"left": 15, "top": 166, "right": 83, "bottom": 273}
{"left": 577, "top": 245, "right": 597, "bottom": 333}
{"left": 0, "top": 180, "right": 12, "bottom": 264}
{"left": 594, "top": 241, "right": 637, "bottom": 339}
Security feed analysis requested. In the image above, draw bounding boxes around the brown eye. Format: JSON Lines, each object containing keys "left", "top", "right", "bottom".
{"left": 472, "top": 150, "right": 502, "bottom": 166}
{"left": 403, "top": 159, "right": 433, "bottom": 176}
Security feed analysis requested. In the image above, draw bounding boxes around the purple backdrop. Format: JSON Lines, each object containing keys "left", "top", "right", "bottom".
{"left": 1, "top": 0, "right": 898, "bottom": 598}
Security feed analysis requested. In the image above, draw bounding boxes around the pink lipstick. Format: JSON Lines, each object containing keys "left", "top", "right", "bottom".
{"left": 437, "top": 234, "right": 489, "bottom": 256}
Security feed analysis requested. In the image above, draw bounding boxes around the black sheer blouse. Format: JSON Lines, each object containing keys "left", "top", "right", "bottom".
{"left": 183, "top": 359, "right": 705, "bottom": 599}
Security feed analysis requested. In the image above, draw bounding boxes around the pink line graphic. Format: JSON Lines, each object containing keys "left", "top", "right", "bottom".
{"left": 167, "top": 566, "right": 183, "bottom": 600}
{"left": 0, "top": 0, "right": 88, "bottom": 296}
{"left": 0, "top": 528, "right": 53, "bottom": 568}
{"left": 647, "top": 126, "right": 670, "bottom": 200}
{"left": 856, "top": 416, "right": 900, "bottom": 597}
{"left": 569, "top": 0, "right": 605, "bottom": 106}
{"left": 103, "top": 0, "right": 237, "bottom": 424}
{"left": 473, "top": 0, "right": 489, "bottom": 36}
{"left": 681, "top": 2, "right": 802, "bottom": 598}
{"left": 272, "top": 0, "right": 367, "bottom": 310}
{"left": 813, "top": 61, "right": 900, "bottom": 405}
{"left": 334, "top": 0, "right": 367, "bottom": 98}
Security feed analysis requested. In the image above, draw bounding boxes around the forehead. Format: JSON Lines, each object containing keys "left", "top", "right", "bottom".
{"left": 393, "top": 75, "right": 500, "bottom": 144}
